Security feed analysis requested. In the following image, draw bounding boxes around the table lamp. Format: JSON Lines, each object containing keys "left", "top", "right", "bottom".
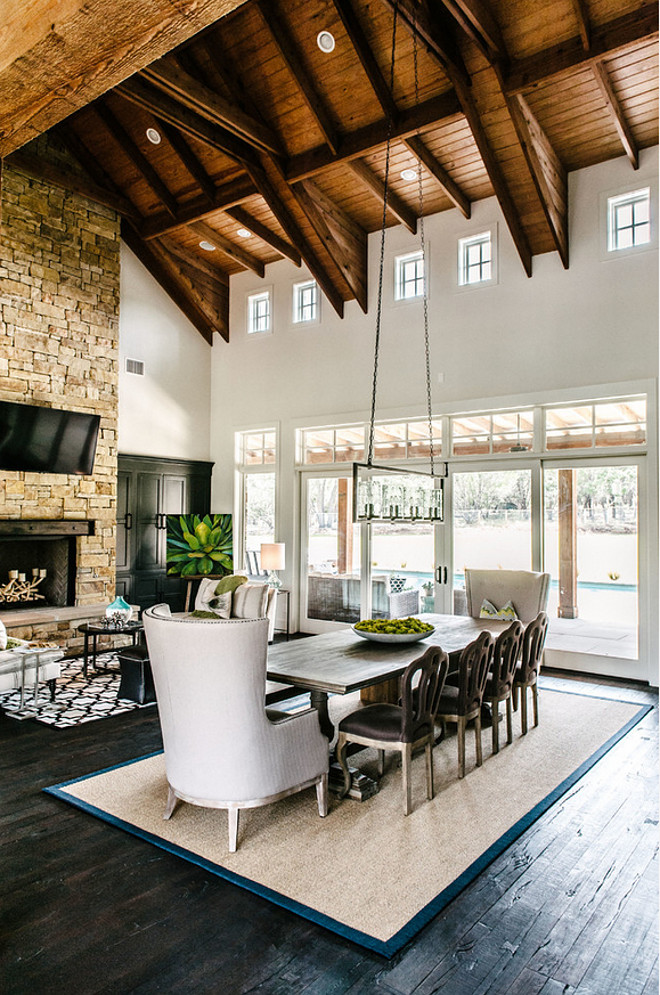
{"left": 261, "top": 542, "right": 285, "bottom": 588}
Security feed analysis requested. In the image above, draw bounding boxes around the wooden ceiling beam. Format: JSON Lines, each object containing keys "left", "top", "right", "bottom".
{"left": 121, "top": 221, "right": 225, "bottom": 344}
{"left": 248, "top": 160, "right": 345, "bottom": 318}
{"left": 403, "top": 135, "right": 470, "bottom": 218}
{"left": 438, "top": 0, "right": 506, "bottom": 61}
{"left": 292, "top": 179, "right": 368, "bottom": 312}
{"left": 332, "top": 0, "right": 399, "bottom": 121}
{"left": 255, "top": 0, "right": 341, "bottom": 154}
{"left": 380, "top": 0, "right": 471, "bottom": 87}
{"left": 141, "top": 57, "right": 284, "bottom": 156}
{"left": 592, "top": 62, "right": 639, "bottom": 170}
{"left": 505, "top": 6, "right": 659, "bottom": 94}
{"left": 157, "top": 235, "right": 233, "bottom": 283}
{"left": 5, "top": 149, "right": 140, "bottom": 219}
{"left": 56, "top": 121, "right": 142, "bottom": 218}
{"left": 569, "top": 0, "right": 591, "bottom": 52}
{"left": 115, "top": 77, "right": 259, "bottom": 166}
{"left": 140, "top": 173, "right": 257, "bottom": 239}
{"left": 348, "top": 159, "right": 417, "bottom": 233}
{"left": 94, "top": 101, "right": 179, "bottom": 218}
{"left": 190, "top": 220, "right": 265, "bottom": 276}
{"left": 154, "top": 117, "right": 217, "bottom": 204}
{"left": 286, "top": 90, "right": 461, "bottom": 182}
{"left": 225, "top": 206, "right": 302, "bottom": 266}
{"left": 509, "top": 94, "right": 568, "bottom": 268}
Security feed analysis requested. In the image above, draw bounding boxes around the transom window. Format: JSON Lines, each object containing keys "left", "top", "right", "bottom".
{"left": 302, "top": 426, "right": 365, "bottom": 464}
{"left": 394, "top": 250, "right": 424, "bottom": 301}
{"left": 545, "top": 399, "right": 646, "bottom": 450}
{"left": 247, "top": 290, "right": 271, "bottom": 334}
{"left": 607, "top": 188, "right": 651, "bottom": 251}
{"left": 458, "top": 231, "right": 492, "bottom": 285}
{"left": 238, "top": 430, "right": 277, "bottom": 466}
{"left": 452, "top": 410, "right": 533, "bottom": 455}
{"left": 300, "top": 419, "right": 442, "bottom": 465}
{"left": 372, "top": 420, "right": 442, "bottom": 460}
{"left": 293, "top": 280, "right": 319, "bottom": 323}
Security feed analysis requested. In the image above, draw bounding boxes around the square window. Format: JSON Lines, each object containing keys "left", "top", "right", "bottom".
{"left": 247, "top": 290, "right": 271, "bottom": 334}
{"left": 293, "top": 280, "right": 319, "bottom": 323}
{"left": 458, "top": 231, "right": 494, "bottom": 287}
{"left": 608, "top": 188, "right": 651, "bottom": 252}
{"left": 394, "top": 251, "right": 424, "bottom": 301}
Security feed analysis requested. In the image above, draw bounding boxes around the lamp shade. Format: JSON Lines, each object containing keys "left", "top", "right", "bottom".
{"left": 260, "top": 542, "right": 285, "bottom": 571}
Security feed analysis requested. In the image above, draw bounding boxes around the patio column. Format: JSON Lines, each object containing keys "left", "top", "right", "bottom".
{"left": 558, "top": 468, "right": 578, "bottom": 618}
{"left": 337, "top": 477, "right": 353, "bottom": 576}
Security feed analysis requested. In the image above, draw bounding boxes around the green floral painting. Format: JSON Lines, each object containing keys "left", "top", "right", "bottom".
{"left": 166, "top": 514, "right": 233, "bottom": 577}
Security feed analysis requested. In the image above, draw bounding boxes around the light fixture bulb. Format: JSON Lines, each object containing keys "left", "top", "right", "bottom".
{"left": 146, "top": 128, "right": 162, "bottom": 145}
{"left": 199, "top": 240, "right": 216, "bottom": 251}
{"left": 401, "top": 168, "right": 417, "bottom": 181}
{"left": 317, "top": 30, "right": 336, "bottom": 53}
{"left": 237, "top": 228, "right": 252, "bottom": 238}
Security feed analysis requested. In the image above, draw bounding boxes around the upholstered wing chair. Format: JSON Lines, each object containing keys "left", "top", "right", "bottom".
{"left": 142, "top": 605, "right": 329, "bottom": 852}
{"left": 465, "top": 569, "right": 550, "bottom": 623}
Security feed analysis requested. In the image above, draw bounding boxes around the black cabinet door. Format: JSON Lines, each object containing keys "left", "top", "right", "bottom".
{"left": 116, "top": 470, "right": 132, "bottom": 572}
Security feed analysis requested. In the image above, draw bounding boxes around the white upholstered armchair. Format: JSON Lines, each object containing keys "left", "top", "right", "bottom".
{"left": 142, "top": 605, "right": 329, "bottom": 852}
{"left": 465, "top": 569, "right": 550, "bottom": 623}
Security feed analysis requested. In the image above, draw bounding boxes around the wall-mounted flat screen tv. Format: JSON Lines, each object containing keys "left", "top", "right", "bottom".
{"left": 0, "top": 400, "right": 101, "bottom": 475}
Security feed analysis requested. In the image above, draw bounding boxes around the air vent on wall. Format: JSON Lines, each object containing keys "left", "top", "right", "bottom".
{"left": 125, "top": 358, "right": 145, "bottom": 376}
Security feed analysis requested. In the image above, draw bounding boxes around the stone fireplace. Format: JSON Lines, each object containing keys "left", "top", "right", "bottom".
{"left": 0, "top": 520, "right": 95, "bottom": 612}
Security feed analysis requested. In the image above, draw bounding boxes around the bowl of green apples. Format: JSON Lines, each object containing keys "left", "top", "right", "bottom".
{"left": 352, "top": 617, "right": 435, "bottom": 644}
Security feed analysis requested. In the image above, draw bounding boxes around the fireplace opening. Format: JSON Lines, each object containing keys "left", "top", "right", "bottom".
{"left": 0, "top": 536, "right": 77, "bottom": 609}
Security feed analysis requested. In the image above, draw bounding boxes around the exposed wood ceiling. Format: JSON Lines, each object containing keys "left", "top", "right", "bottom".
{"left": 3, "top": 0, "right": 658, "bottom": 344}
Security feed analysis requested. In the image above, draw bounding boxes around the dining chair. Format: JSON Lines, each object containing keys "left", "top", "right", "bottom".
{"left": 435, "top": 631, "right": 495, "bottom": 778}
{"left": 513, "top": 611, "right": 549, "bottom": 734}
{"left": 483, "top": 620, "right": 524, "bottom": 754}
{"left": 335, "top": 646, "right": 450, "bottom": 816}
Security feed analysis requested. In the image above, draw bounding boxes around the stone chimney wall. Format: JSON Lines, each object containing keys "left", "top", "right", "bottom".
{"left": 0, "top": 147, "right": 120, "bottom": 647}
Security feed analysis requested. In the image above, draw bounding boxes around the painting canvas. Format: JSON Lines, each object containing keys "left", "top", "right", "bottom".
{"left": 166, "top": 514, "right": 233, "bottom": 577}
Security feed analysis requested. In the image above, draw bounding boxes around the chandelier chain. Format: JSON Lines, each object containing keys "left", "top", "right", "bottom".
{"left": 368, "top": 1, "right": 398, "bottom": 466}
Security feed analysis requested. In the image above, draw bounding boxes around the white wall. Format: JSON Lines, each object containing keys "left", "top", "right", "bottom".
{"left": 211, "top": 149, "right": 658, "bottom": 509}
{"left": 118, "top": 244, "right": 212, "bottom": 461}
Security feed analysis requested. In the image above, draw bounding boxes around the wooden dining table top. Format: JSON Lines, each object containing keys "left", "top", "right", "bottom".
{"left": 266, "top": 613, "right": 511, "bottom": 695}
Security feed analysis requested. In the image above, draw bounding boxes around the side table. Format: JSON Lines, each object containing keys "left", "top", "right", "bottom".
{"left": 77, "top": 620, "right": 144, "bottom": 677}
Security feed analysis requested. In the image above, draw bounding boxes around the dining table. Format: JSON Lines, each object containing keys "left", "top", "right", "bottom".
{"left": 266, "top": 613, "right": 512, "bottom": 798}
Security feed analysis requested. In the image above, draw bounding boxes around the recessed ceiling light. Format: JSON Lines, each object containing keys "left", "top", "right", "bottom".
{"left": 317, "top": 30, "right": 336, "bottom": 53}
{"left": 237, "top": 228, "right": 252, "bottom": 238}
{"left": 146, "top": 127, "right": 162, "bottom": 145}
{"left": 401, "top": 168, "right": 417, "bottom": 181}
{"left": 199, "top": 240, "right": 216, "bottom": 251}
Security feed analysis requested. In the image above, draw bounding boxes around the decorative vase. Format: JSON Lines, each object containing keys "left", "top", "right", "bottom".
{"left": 105, "top": 596, "right": 133, "bottom": 627}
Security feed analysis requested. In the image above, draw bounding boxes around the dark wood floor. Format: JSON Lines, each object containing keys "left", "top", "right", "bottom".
{"left": 1, "top": 669, "right": 657, "bottom": 995}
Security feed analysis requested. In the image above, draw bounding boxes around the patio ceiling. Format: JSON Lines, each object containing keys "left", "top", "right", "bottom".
{"left": 2, "top": 0, "right": 658, "bottom": 344}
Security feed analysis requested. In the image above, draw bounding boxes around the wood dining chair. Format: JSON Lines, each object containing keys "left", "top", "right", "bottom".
{"left": 513, "top": 611, "right": 549, "bottom": 734}
{"left": 435, "top": 631, "right": 495, "bottom": 778}
{"left": 483, "top": 620, "right": 524, "bottom": 754}
{"left": 335, "top": 646, "right": 450, "bottom": 816}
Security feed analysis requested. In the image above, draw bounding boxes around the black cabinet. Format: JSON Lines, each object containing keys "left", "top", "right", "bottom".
{"left": 117, "top": 455, "right": 213, "bottom": 612}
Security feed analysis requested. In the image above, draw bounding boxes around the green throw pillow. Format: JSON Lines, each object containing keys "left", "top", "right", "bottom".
{"left": 188, "top": 609, "right": 225, "bottom": 620}
{"left": 214, "top": 575, "right": 248, "bottom": 596}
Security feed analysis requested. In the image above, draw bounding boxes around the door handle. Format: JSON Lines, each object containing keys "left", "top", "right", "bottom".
{"left": 435, "top": 566, "right": 448, "bottom": 584}
{"left": 443, "top": 566, "right": 448, "bottom": 585}
{"left": 124, "top": 512, "right": 133, "bottom": 531}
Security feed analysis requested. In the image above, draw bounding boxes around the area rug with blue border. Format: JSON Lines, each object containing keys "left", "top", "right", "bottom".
{"left": 44, "top": 684, "right": 650, "bottom": 957}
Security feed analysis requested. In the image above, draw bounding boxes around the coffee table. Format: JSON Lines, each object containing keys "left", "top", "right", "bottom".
{"left": 78, "top": 620, "right": 144, "bottom": 677}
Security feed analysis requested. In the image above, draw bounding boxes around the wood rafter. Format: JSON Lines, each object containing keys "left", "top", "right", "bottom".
{"left": 140, "top": 174, "right": 258, "bottom": 239}
{"left": 505, "top": 6, "right": 659, "bottom": 95}
{"left": 255, "top": 0, "right": 340, "bottom": 154}
{"left": 248, "top": 160, "right": 345, "bottom": 318}
{"left": 438, "top": 0, "right": 506, "bottom": 61}
{"left": 592, "top": 62, "right": 639, "bottom": 170}
{"left": 224, "top": 206, "right": 302, "bottom": 266}
{"left": 115, "top": 77, "right": 259, "bottom": 167}
{"left": 384, "top": 0, "right": 471, "bottom": 86}
{"left": 154, "top": 117, "right": 217, "bottom": 204}
{"left": 122, "top": 221, "right": 227, "bottom": 344}
{"left": 403, "top": 135, "right": 470, "bottom": 218}
{"left": 292, "top": 179, "right": 368, "bottom": 312}
{"left": 141, "top": 57, "right": 284, "bottom": 156}
{"left": 286, "top": 91, "right": 461, "bottom": 182}
{"left": 56, "top": 121, "right": 141, "bottom": 218}
{"left": 332, "top": 0, "right": 399, "bottom": 120}
{"left": 189, "top": 220, "right": 265, "bottom": 276}
{"left": 569, "top": 0, "right": 591, "bottom": 52}
{"left": 348, "top": 159, "right": 417, "bottom": 233}
{"left": 509, "top": 94, "right": 568, "bottom": 268}
{"left": 94, "top": 101, "right": 179, "bottom": 218}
